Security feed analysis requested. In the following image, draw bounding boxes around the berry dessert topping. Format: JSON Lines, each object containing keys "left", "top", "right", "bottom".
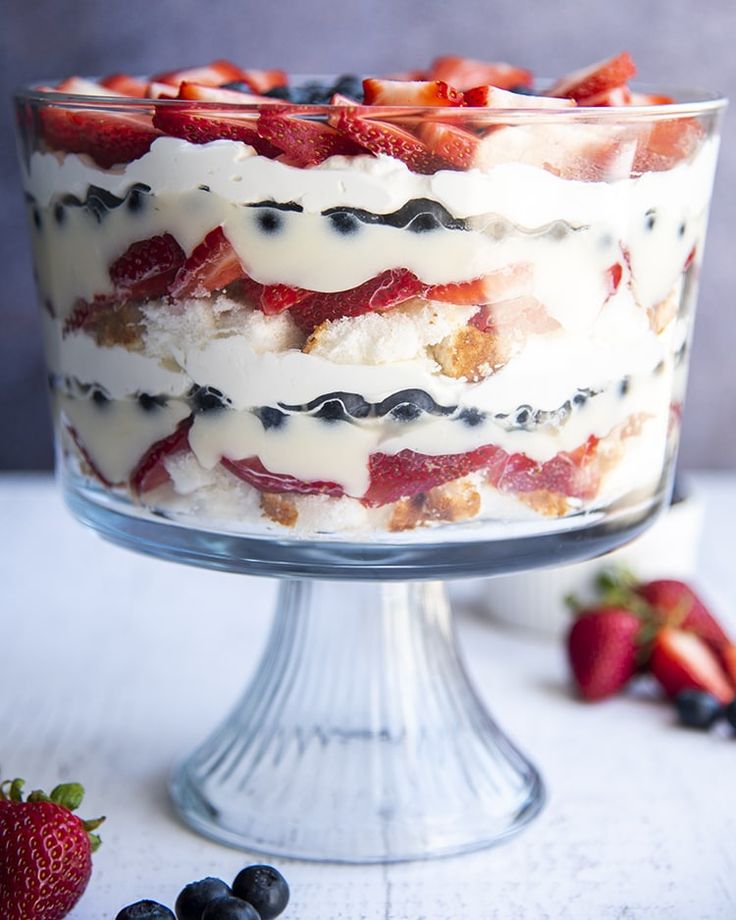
{"left": 231, "top": 865, "right": 290, "bottom": 920}
{"left": 117, "top": 902, "right": 176, "bottom": 920}
{"left": 0, "top": 778, "right": 104, "bottom": 920}
{"left": 175, "top": 877, "right": 232, "bottom": 920}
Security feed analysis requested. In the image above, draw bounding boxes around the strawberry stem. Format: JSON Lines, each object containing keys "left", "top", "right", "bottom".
{"left": 0, "top": 778, "right": 105, "bottom": 850}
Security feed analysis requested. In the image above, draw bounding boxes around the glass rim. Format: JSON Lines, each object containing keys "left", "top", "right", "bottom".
{"left": 14, "top": 80, "right": 728, "bottom": 120}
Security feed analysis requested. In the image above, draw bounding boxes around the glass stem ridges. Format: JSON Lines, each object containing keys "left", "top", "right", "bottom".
{"left": 170, "top": 578, "right": 544, "bottom": 862}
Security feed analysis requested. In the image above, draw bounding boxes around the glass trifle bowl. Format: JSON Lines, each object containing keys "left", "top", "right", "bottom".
{"left": 14, "top": 62, "right": 725, "bottom": 861}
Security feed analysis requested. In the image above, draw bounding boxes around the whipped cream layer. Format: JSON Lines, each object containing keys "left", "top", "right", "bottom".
{"left": 25, "top": 137, "right": 717, "bottom": 321}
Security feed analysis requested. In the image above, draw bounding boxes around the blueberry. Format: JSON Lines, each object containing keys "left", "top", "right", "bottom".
{"left": 391, "top": 402, "right": 422, "bottom": 422}
{"left": 256, "top": 406, "right": 287, "bottom": 430}
{"left": 329, "top": 212, "right": 361, "bottom": 235}
{"left": 127, "top": 185, "right": 149, "bottom": 213}
{"left": 314, "top": 399, "right": 350, "bottom": 422}
{"left": 645, "top": 210, "right": 656, "bottom": 231}
{"left": 724, "top": 699, "right": 736, "bottom": 732}
{"left": 261, "top": 85, "right": 294, "bottom": 101}
{"left": 331, "top": 74, "right": 364, "bottom": 102}
{"left": 514, "top": 405, "right": 531, "bottom": 426}
{"left": 459, "top": 407, "right": 485, "bottom": 427}
{"left": 202, "top": 896, "right": 261, "bottom": 920}
{"left": 408, "top": 212, "right": 441, "bottom": 233}
{"left": 54, "top": 202, "right": 65, "bottom": 225}
{"left": 191, "top": 385, "right": 230, "bottom": 413}
{"left": 175, "top": 877, "right": 231, "bottom": 920}
{"left": 115, "top": 901, "right": 175, "bottom": 920}
{"left": 678, "top": 221, "right": 687, "bottom": 237}
{"left": 674, "top": 690, "right": 723, "bottom": 729}
{"left": 32, "top": 207, "right": 42, "bottom": 230}
{"left": 289, "top": 81, "right": 333, "bottom": 105}
{"left": 256, "top": 210, "right": 283, "bottom": 235}
{"left": 573, "top": 391, "right": 588, "bottom": 407}
{"left": 91, "top": 387, "right": 110, "bottom": 407}
{"left": 619, "top": 377, "right": 630, "bottom": 397}
{"left": 509, "top": 84, "right": 537, "bottom": 95}
{"left": 232, "top": 865, "right": 289, "bottom": 920}
{"left": 138, "top": 393, "right": 167, "bottom": 412}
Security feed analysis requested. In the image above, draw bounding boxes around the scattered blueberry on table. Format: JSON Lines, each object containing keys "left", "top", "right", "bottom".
{"left": 175, "top": 877, "right": 232, "bottom": 920}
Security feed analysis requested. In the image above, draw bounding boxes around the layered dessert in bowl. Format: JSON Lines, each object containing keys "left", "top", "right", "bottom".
{"left": 16, "top": 54, "right": 723, "bottom": 540}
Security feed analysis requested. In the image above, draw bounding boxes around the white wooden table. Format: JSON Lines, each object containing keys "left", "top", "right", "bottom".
{"left": 2, "top": 474, "right": 735, "bottom": 920}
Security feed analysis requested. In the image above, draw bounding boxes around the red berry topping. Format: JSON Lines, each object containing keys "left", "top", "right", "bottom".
{"left": 109, "top": 233, "right": 186, "bottom": 300}
{"left": 169, "top": 227, "right": 247, "bottom": 298}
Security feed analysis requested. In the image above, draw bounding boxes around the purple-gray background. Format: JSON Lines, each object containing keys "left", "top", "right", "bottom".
{"left": 2, "top": 0, "right": 734, "bottom": 469}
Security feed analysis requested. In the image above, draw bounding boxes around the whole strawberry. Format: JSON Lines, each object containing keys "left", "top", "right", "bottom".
{"left": 636, "top": 579, "right": 732, "bottom": 649}
{"left": 567, "top": 606, "right": 643, "bottom": 701}
{"left": 0, "top": 778, "right": 104, "bottom": 920}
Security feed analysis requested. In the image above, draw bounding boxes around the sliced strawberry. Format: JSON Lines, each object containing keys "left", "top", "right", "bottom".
{"left": 53, "top": 77, "right": 123, "bottom": 96}
{"left": 147, "top": 81, "right": 179, "bottom": 99}
{"left": 240, "top": 69, "right": 288, "bottom": 94}
{"left": 471, "top": 296, "right": 560, "bottom": 336}
{"left": 334, "top": 109, "right": 452, "bottom": 174}
{"left": 427, "top": 264, "right": 533, "bottom": 305}
{"left": 364, "top": 445, "right": 502, "bottom": 505}
{"left": 109, "top": 233, "right": 186, "bottom": 300}
{"left": 41, "top": 107, "right": 161, "bottom": 168}
{"left": 239, "top": 277, "right": 312, "bottom": 315}
{"left": 152, "top": 106, "right": 282, "bottom": 156}
{"left": 546, "top": 52, "right": 636, "bottom": 102}
{"left": 629, "top": 91, "right": 675, "bottom": 105}
{"left": 429, "top": 56, "right": 533, "bottom": 92}
{"left": 177, "top": 82, "right": 276, "bottom": 103}
{"left": 650, "top": 627, "right": 734, "bottom": 703}
{"left": 636, "top": 580, "right": 732, "bottom": 649}
{"left": 153, "top": 59, "right": 248, "bottom": 88}
{"left": 567, "top": 607, "right": 641, "bottom": 701}
{"left": 463, "top": 85, "right": 575, "bottom": 108}
{"left": 607, "top": 262, "right": 624, "bottom": 295}
{"left": 492, "top": 436, "right": 601, "bottom": 501}
{"left": 257, "top": 111, "right": 367, "bottom": 166}
{"left": 290, "top": 269, "right": 425, "bottom": 332}
{"left": 100, "top": 74, "right": 149, "bottom": 97}
{"left": 169, "top": 227, "right": 246, "bottom": 298}
{"left": 362, "top": 79, "right": 463, "bottom": 106}
{"left": 632, "top": 118, "right": 703, "bottom": 173}
{"left": 223, "top": 457, "right": 344, "bottom": 497}
{"left": 130, "top": 418, "right": 193, "bottom": 494}
{"left": 415, "top": 122, "right": 483, "bottom": 169}
{"left": 579, "top": 85, "right": 632, "bottom": 107}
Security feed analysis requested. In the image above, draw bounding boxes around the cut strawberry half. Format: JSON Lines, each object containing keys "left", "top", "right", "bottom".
{"left": 130, "top": 418, "right": 193, "bottom": 494}
{"left": 223, "top": 457, "right": 344, "bottom": 497}
{"left": 463, "top": 85, "right": 575, "bottom": 108}
{"left": 492, "top": 436, "right": 601, "bottom": 501}
{"left": 650, "top": 627, "right": 734, "bottom": 703}
{"left": 364, "top": 445, "right": 502, "bottom": 506}
{"left": 239, "top": 69, "right": 288, "bottom": 94}
{"left": 290, "top": 269, "right": 426, "bottom": 332}
{"left": 362, "top": 79, "right": 463, "bottom": 106}
{"left": 109, "top": 233, "right": 186, "bottom": 300}
{"left": 427, "top": 264, "right": 533, "bottom": 305}
{"left": 545, "top": 52, "right": 636, "bottom": 102}
{"left": 633, "top": 118, "right": 703, "bottom": 173}
{"left": 334, "top": 109, "right": 452, "bottom": 174}
{"left": 53, "top": 77, "right": 123, "bottom": 96}
{"left": 579, "top": 85, "right": 633, "bottom": 107}
{"left": 429, "top": 56, "right": 533, "bottom": 92}
{"left": 415, "top": 122, "right": 483, "bottom": 169}
{"left": 257, "top": 111, "right": 367, "bottom": 166}
{"left": 153, "top": 59, "right": 248, "bottom": 88}
{"left": 100, "top": 74, "right": 149, "bottom": 97}
{"left": 153, "top": 105, "right": 282, "bottom": 156}
{"left": 169, "top": 227, "right": 246, "bottom": 298}
{"left": 41, "top": 107, "right": 161, "bottom": 168}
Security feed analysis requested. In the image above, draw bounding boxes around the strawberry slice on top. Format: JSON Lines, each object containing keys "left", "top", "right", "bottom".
{"left": 362, "top": 79, "right": 463, "bottom": 106}
{"left": 153, "top": 59, "right": 249, "bottom": 88}
{"left": 545, "top": 51, "right": 636, "bottom": 102}
{"left": 257, "top": 110, "right": 367, "bottom": 166}
{"left": 41, "top": 106, "right": 161, "bottom": 169}
{"left": 169, "top": 226, "right": 247, "bottom": 298}
{"left": 428, "top": 56, "right": 533, "bottom": 91}
{"left": 334, "top": 108, "right": 453, "bottom": 174}
{"left": 462, "top": 85, "right": 575, "bottom": 108}
{"left": 100, "top": 73, "right": 149, "bottom": 97}
{"left": 239, "top": 69, "right": 288, "bottom": 94}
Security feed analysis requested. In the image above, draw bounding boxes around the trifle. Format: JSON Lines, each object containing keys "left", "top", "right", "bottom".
{"left": 16, "top": 53, "right": 723, "bottom": 539}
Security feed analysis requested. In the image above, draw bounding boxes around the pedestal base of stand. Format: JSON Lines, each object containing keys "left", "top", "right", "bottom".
{"left": 170, "top": 580, "right": 545, "bottom": 863}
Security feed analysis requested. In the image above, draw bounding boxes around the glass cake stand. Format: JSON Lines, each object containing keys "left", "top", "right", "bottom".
{"left": 65, "top": 472, "right": 665, "bottom": 863}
